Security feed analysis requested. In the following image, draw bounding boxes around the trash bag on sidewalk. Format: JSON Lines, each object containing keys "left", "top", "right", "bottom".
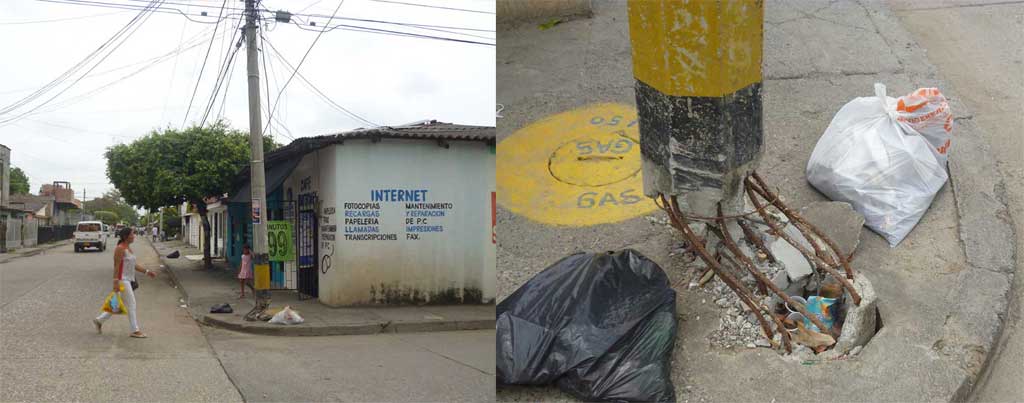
{"left": 806, "top": 83, "right": 952, "bottom": 246}
{"left": 209, "top": 303, "right": 233, "bottom": 314}
{"left": 496, "top": 249, "right": 677, "bottom": 402}
{"left": 101, "top": 291, "right": 127, "bottom": 315}
{"left": 268, "top": 306, "right": 304, "bottom": 325}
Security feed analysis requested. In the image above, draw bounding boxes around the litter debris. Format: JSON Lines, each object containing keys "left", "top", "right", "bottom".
{"left": 209, "top": 303, "right": 233, "bottom": 314}
{"left": 496, "top": 250, "right": 677, "bottom": 402}
{"left": 166, "top": 250, "right": 180, "bottom": 259}
{"left": 807, "top": 83, "right": 952, "bottom": 246}
{"left": 268, "top": 306, "right": 304, "bottom": 325}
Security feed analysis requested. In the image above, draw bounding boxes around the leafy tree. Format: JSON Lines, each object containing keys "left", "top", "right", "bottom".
{"left": 83, "top": 189, "right": 139, "bottom": 225}
{"left": 9, "top": 166, "right": 29, "bottom": 194}
{"left": 106, "top": 122, "right": 276, "bottom": 268}
{"left": 93, "top": 210, "right": 120, "bottom": 225}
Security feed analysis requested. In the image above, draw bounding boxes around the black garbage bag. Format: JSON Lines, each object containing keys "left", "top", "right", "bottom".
{"left": 209, "top": 303, "right": 233, "bottom": 314}
{"left": 497, "top": 249, "right": 677, "bottom": 402}
{"left": 166, "top": 250, "right": 180, "bottom": 259}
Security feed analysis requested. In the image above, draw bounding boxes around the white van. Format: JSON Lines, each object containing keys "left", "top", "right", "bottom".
{"left": 74, "top": 221, "right": 108, "bottom": 252}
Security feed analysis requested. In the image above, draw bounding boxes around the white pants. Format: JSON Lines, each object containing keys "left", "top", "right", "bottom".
{"left": 96, "top": 280, "right": 139, "bottom": 333}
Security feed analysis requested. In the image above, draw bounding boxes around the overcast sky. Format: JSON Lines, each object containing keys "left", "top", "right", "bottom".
{"left": 0, "top": 0, "right": 495, "bottom": 204}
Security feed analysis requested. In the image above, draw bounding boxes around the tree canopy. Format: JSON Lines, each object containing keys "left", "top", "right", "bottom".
{"left": 83, "top": 189, "right": 139, "bottom": 225}
{"left": 9, "top": 166, "right": 29, "bottom": 194}
{"left": 105, "top": 122, "right": 276, "bottom": 210}
{"left": 93, "top": 210, "right": 120, "bottom": 225}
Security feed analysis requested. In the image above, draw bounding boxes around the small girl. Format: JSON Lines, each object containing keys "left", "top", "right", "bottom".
{"left": 238, "top": 245, "right": 253, "bottom": 298}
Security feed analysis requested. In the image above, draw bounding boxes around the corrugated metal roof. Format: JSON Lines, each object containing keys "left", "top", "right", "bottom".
{"left": 263, "top": 120, "right": 495, "bottom": 166}
{"left": 231, "top": 121, "right": 493, "bottom": 192}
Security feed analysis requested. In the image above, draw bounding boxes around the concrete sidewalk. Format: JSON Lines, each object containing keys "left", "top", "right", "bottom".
{"left": 151, "top": 240, "right": 494, "bottom": 337}
{"left": 496, "top": 1, "right": 1015, "bottom": 402}
{"left": 0, "top": 239, "right": 74, "bottom": 264}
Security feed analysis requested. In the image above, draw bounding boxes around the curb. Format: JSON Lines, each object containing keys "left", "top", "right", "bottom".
{"left": 153, "top": 241, "right": 496, "bottom": 337}
{"left": 0, "top": 239, "right": 73, "bottom": 264}
{"left": 198, "top": 315, "right": 496, "bottom": 337}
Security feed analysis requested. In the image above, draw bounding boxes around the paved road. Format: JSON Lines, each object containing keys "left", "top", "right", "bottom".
{"left": 1, "top": 240, "right": 496, "bottom": 402}
{"left": 0, "top": 240, "right": 241, "bottom": 402}
{"left": 889, "top": 1, "right": 1023, "bottom": 402}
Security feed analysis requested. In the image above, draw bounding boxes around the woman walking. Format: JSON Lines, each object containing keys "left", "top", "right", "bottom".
{"left": 94, "top": 227, "right": 157, "bottom": 338}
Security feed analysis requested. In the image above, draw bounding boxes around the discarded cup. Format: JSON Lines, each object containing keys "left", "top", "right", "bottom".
{"left": 784, "top": 312, "right": 804, "bottom": 333}
{"left": 785, "top": 296, "right": 808, "bottom": 314}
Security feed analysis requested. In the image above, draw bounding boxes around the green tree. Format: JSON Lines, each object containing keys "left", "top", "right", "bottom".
{"left": 105, "top": 122, "right": 276, "bottom": 268}
{"left": 93, "top": 210, "right": 120, "bottom": 225}
{"left": 9, "top": 166, "right": 29, "bottom": 194}
{"left": 83, "top": 189, "right": 140, "bottom": 225}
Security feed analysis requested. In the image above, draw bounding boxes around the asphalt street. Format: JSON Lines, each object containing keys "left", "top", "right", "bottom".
{"left": 0, "top": 239, "right": 495, "bottom": 402}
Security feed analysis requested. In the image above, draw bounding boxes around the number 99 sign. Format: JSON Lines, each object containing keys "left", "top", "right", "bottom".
{"left": 267, "top": 221, "right": 295, "bottom": 262}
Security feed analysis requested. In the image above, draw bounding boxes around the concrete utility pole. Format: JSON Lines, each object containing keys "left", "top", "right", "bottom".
{"left": 627, "top": 1, "right": 764, "bottom": 217}
{"left": 244, "top": 0, "right": 271, "bottom": 316}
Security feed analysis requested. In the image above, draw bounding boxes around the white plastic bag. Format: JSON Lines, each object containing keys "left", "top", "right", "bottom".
{"left": 268, "top": 306, "right": 304, "bottom": 325}
{"left": 806, "top": 83, "right": 952, "bottom": 247}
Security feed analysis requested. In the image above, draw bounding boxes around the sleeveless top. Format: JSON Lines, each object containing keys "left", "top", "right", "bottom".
{"left": 117, "top": 247, "right": 137, "bottom": 282}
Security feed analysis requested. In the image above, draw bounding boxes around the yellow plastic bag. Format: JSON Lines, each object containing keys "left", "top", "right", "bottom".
{"left": 102, "top": 288, "right": 127, "bottom": 314}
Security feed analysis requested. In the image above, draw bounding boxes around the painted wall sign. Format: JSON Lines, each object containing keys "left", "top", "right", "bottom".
{"left": 267, "top": 221, "right": 295, "bottom": 261}
{"left": 496, "top": 103, "right": 659, "bottom": 226}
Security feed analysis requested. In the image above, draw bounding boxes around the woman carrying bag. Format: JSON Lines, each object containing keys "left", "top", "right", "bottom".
{"left": 93, "top": 227, "right": 157, "bottom": 338}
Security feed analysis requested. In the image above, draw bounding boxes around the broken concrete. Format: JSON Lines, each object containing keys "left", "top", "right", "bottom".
{"left": 771, "top": 235, "right": 813, "bottom": 283}
{"left": 799, "top": 201, "right": 866, "bottom": 259}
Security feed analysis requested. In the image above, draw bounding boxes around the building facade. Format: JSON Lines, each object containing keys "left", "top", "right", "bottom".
{"left": 226, "top": 122, "right": 496, "bottom": 306}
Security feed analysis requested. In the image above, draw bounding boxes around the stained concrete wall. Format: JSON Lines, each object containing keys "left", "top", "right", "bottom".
{"left": 497, "top": 0, "right": 592, "bottom": 24}
{"left": 309, "top": 140, "right": 496, "bottom": 306}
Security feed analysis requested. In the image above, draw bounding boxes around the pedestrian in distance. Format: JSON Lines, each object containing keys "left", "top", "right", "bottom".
{"left": 238, "top": 244, "right": 253, "bottom": 298}
{"left": 152, "top": 226, "right": 159, "bottom": 243}
{"left": 93, "top": 227, "right": 157, "bottom": 338}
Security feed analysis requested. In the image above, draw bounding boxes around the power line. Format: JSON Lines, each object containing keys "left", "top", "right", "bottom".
{"left": 261, "top": 0, "right": 344, "bottom": 138}
{"left": 181, "top": 0, "right": 229, "bottom": 129}
{"left": 199, "top": 13, "right": 244, "bottom": 127}
{"left": 37, "top": 0, "right": 243, "bottom": 24}
{"left": 282, "top": 11, "right": 495, "bottom": 33}
{"left": 368, "top": 0, "right": 494, "bottom": 14}
{"left": 0, "top": 10, "right": 126, "bottom": 25}
{"left": 288, "top": 18, "right": 494, "bottom": 46}
{"left": 22, "top": 27, "right": 225, "bottom": 120}
{"left": 0, "top": 0, "right": 163, "bottom": 126}
{"left": 262, "top": 35, "right": 378, "bottom": 128}
{"left": 289, "top": 14, "right": 493, "bottom": 40}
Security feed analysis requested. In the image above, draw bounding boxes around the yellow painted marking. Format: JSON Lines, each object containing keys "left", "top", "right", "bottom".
{"left": 628, "top": 0, "right": 763, "bottom": 97}
{"left": 497, "top": 103, "right": 659, "bottom": 226}
{"left": 254, "top": 263, "right": 270, "bottom": 290}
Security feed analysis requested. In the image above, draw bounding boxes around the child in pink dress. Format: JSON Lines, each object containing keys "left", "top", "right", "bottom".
{"left": 238, "top": 245, "right": 253, "bottom": 298}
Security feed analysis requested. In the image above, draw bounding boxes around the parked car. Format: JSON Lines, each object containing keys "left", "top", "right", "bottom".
{"left": 74, "top": 221, "right": 108, "bottom": 252}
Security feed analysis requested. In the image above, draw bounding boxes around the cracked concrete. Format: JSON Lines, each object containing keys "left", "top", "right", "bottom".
{"left": 497, "top": 0, "right": 1016, "bottom": 402}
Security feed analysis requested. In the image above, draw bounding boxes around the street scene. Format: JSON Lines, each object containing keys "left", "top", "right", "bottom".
{"left": 2, "top": 0, "right": 495, "bottom": 401}
{"left": 496, "top": 1, "right": 1020, "bottom": 402}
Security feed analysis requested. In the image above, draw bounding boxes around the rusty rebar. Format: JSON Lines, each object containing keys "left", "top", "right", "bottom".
{"left": 744, "top": 178, "right": 862, "bottom": 306}
{"left": 660, "top": 195, "right": 777, "bottom": 343}
{"left": 717, "top": 251, "right": 792, "bottom": 353}
{"left": 750, "top": 171, "right": 855, "bottom": 280}
{"left": 737, "top": 218, "right": 776, "bottom": 264}
{"left": 716, "top": 204, "right": 832, "bottom": 334}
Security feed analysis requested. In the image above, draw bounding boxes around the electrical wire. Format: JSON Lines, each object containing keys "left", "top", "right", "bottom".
{"left": 24, "top": 27, "right": 226, "bottom": 120}
{"left": 289, "top": 14, "right": 492, "bottom": 40}
{"left": 260, "top": 0, "right": 344, "bottom": 137}
{"left": 0, "top": 10, "right": 126, "bottom": 25}
{"left": 282, "top": 11, "right": 494, "bottom": 33}
{"left": 0, "top": 0, "right": 163, "bottom": 126}
{"left": 288, "top": 17, "right": 495, "bottom": 45}
{"left": 199, "top": 13, "right": 244, "bottom": 127}
{"left": 181, "top": 0, "right": 229, "bottom": 129}
{"left": 37, "top": 0, "right": 242, "bottom": 24}
{"left": 262, "top": 35, "right": 377, "bottom": 128}
{"left": 367, "top": 0, "right": 494, "bottom": 14}
{"left": 1, "top": 0, "right": 157, "bottom": 115}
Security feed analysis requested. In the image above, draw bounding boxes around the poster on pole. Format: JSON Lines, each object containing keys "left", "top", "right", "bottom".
{"left": 267, "top": 220, "right": 295, "bottom": 261}
{"left": 252, "top": 199, "right": 262, "bottom": 225}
